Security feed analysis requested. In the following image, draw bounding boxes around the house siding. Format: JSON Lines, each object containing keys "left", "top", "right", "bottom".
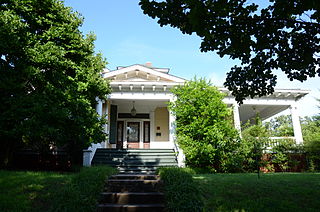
{"left": 154, "top": 107, "right": 169, "bottom": 142}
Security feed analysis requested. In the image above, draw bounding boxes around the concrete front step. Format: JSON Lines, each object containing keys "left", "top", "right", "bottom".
{"left": 95, "top": 148, "right": 174, "bottom": 153}
{"left": 106, "top": 179, "right": 162, "bottom": 192}
{"left": 109, "top": 174, "right": 159, "bottom": 180}
{"left": 92, "top": 148, "right": 178, "bottom": 172}
{"left": 92, "top": 155, "right": 176, "bottom": 163}
{"left": 98, "top": 174, "right": 165, "bottom": 212}
{"left": 94, "top": 162, "right": 177, "bottom": 166}
{"left": 95, "top": 157, "right": 176, "bottom": 164}
{"left": 97, "top": 204, "right": 165, "bottom": 212}
{"left": 117, "top": 167, "right": 158, "bottom": 175}
{"left": 118, "top": 170, "right": 157, "bottom": 175}
{"left": 100, "top": 192, "right": 164, "bottom": 204}
{"left": 93, "top": 153, "right": 176, "bottom": 157}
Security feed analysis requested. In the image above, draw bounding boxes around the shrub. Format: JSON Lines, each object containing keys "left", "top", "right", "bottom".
{"left": 239, "top": 116, "right": 270, "bottom": 172}
{"left": 271, "top": 139, "right": 303, "bottom": 172}
{"left": 304, "top": 139, "right": 320, "bottom": 171}
{"left": 169, "top": 78, "right": 240, "bottom": 172}
{"left": 47, "top": 166, "right": 117, "bottom": 212}
{"left": 158, "top": 167, "right": 203, "bottom": 211}
{"left": 302, "top": 116, "right": 320, "bottom": 171}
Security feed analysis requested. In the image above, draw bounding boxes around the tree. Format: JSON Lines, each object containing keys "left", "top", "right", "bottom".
{"left": 302, "top": 114, "right": 320, "bottom": 170}
{"left": 265, "top": 115, "right": 294, "bottom": 137}
{"left": 140, "top": 0, "right": 320, "bottom": 103}
{"left": 169, "top": 78, "right": 239, "bottom": 172}
{"left": 0, "top": 0, "right": 111, "bottom": 166}
{"left": 241, "top": 115, "right": 271, "bottom": 174}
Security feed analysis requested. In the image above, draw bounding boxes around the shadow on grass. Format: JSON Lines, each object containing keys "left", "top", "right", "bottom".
{"left": 0, "top": 166, "right": 117, "bottom": 212}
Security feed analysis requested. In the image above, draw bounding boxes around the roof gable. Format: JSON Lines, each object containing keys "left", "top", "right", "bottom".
{"left": 102, "top": 64, "right": 185, "bottom": 83}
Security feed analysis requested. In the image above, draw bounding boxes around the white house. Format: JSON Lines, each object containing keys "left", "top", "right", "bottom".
{"left": 83, "top": 63, "right": 309, "bottom": 166}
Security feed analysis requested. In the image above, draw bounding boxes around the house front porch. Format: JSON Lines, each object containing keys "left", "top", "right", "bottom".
{"left": 83, "top": 63, "right": 309, "bottom": 167}
{"left": 105, "top": 99, "right": 175, "bottom": 150}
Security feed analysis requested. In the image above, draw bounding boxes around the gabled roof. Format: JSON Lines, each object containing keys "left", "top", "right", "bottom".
{"left": 102, "top": 64, "right": 185, "bottom": 83}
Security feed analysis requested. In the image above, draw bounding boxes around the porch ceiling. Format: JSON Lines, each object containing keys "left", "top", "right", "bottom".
{"left": 110, "top": 99, "right": 168, "bottom": 114}
{"left": 239, "top": 104, "right": 290, "bottom": 124}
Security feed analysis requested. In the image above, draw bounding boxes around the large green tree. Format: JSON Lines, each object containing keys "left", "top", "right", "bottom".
{"left": 0, "top": 0, "right": 111, "bottom": 166}
{"left": 169, "top": 78, "right": 239, "bottom": 172}
{"left": 265, "top": 115, "right": 294, "bottom": 137}
{"left": 140, "top": 0, "right": 320, "bottom": 103}
{"left": 302, "top": 113, "right": 320, "bottom": 170}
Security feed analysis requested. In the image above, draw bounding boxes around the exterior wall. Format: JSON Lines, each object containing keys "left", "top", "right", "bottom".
{"left": 150, "top": 141, "right": 174, "bottom": 149}
{"left": 154, "top": 107, "right": 169, "bottom": 142}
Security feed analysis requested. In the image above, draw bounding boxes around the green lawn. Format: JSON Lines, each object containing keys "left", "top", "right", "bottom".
{"left": 2, "top": 168, "right": 319, "bottom": 212}
{"left": 0, "top": 166, "right": 117, "bottom": 212}
{"left": 194, "top": 173, "right": 320, "bottom": 212}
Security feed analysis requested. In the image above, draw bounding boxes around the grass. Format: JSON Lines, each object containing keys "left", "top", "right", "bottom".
{"left": 3, "top": 166, "right": 319, "bottom": 212}
{"left": 158, "top": 167, "right": 203, "bottom": 211}
{"left": 0, "top": 166, "right": 117, "bottom": 212}
{"left": 193, "top": 172, "right": 320, "bottom": 212}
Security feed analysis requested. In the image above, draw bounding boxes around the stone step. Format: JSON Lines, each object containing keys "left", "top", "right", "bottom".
{"left": 117, "top": 167, "right": 158, "bottom": 174}
{"left": 106, "top": 179, "right": 162, "bottom": 192}
{"left": 93, "top": 154, "right": 176, "bottom": 159}
{"left": 95, "top": 155, "right": 176, "bottom": 162}
{"left": 92, "top": 148, "right": 178, "bottom": 171}
{"left": 118, "top": 170, "right": 156, "bottom": 175}
{"left": 95, "top": 148, "right": 174, "bottom": 152}
{"left": 93, "top": 161, "right": 176, "bottom": 167}
{"left": 98, "top": 161, "right": 177, "bottom": 166}
{"left": 97, "top": 203, "right": 165, "bottom": 212}
{"left": 100, "top": 192, "right": 164, "bottom": 204}
{"left": 99, "top": 174, "right": 165, "bottom": 212}
{"left": 109, "top": 174, "right": 159, "bottom": 180}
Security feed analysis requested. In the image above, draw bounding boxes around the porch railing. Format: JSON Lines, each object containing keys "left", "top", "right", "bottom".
{"left": 265, "top": 137, "right": 296, "bottom": 149}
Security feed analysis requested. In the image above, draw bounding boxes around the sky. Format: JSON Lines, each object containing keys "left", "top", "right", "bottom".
{"left": 64, "top": 0, "right": 319, "bottom": 117}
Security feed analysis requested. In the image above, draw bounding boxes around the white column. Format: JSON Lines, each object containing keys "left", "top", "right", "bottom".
{"left": 169, "top": 109, "right": 176, "bottom": 144}
{"left": 139, "top": 121, "right": 143, "bottom": 149}
{"left": 83, "top": 150, "right": 92, "bottom": 167}
{"left": 105, "top": 100, "right": 109, "bottom": 133}
{"left": 169, "top": 96, "right": 185, "bottom": 167}
{"left": 233, "top": 103, "right": 242, "bottom": 135}
{"left": 86, "top": 97, "right": 104, "bottom": 165}
{"left": 169, "top": 97, "right": 176, "bottom": 145}
{"left": 101, "top": 100, "right": 108, "bottom": 148}
{"left": 95, "top": 97, "right": 103, "bottom": 117}
{"left": 290, "top": 104, "right": 303, "bottom": 144}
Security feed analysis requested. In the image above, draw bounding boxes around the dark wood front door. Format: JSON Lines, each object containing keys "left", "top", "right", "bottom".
{"left": 127, "top": 122, "right": 140, "bottom": 148}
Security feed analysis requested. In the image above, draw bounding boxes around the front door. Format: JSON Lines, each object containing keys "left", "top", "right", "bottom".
{"left": 127, "top": 122, "right": 140, "bottom": 148}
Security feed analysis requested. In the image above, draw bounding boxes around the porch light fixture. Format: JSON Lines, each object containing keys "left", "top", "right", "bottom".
{"left": 131, "top": 101, "right": 137, "bottom": 116}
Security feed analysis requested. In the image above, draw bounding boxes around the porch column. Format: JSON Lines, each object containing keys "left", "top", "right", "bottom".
{"left": 169, "top": 96, "right": 185, "bottom": 167}
{"left": 169, "top": 109, "right": 176, "bottom": 144}
{"left": 89, "top": 97, "right": 104, "bottom": 159}
{"left": 233, "top": 103, "right": 242, "bottom": 135}
{"left": 290, "top": 103, "right": 303, "bottom": 144}
{"left": 96, "top": 97, "right": 103, "bottom": 117}
{"left": 103, "top": 100, "right": 109, "bottom": 148}
{"left": 104, "top": 100, "right": 109, "bottom": 134}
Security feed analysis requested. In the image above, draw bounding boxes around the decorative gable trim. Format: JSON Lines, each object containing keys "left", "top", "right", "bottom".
{"left": 102, "top": 64, "right": 185, "bottom": 83}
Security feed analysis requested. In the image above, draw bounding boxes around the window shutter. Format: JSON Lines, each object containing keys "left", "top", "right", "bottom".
{"left": 109, "top": 104, "right": 117, "bottom": 144}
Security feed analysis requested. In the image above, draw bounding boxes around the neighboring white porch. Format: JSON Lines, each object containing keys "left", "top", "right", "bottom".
{"left": 223, "top": 88, "right": 309, "bottom": 144}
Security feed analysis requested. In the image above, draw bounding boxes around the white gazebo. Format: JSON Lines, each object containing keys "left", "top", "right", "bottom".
{"left": 83, "top": 63, "right": 309, "bottom": 166}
